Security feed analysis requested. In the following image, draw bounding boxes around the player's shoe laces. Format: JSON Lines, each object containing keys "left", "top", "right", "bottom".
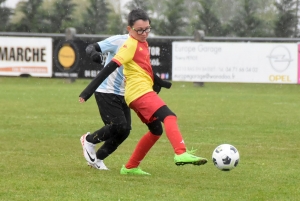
{"left": 87, "top": 159, "right": 109, "bottom": 170}
{"left": 80, "top": 132, "right": 96, "bottom": 164}
{"left": 186, "top": 147, "right": 197, "bottom": 155}
{"left": 120, "top": 165, "right": 151, "bottom": 175}
{"left": 174, "top": 152, "right": 208, "bottom": 166}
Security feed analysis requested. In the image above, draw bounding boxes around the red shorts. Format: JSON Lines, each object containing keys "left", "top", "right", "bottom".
{"left": 129, "top": 91, "right": 166, "bottom": 124}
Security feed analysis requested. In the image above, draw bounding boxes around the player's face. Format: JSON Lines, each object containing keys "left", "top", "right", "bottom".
{"left": 128, "top": 20, "right": 151, "bottom": 42}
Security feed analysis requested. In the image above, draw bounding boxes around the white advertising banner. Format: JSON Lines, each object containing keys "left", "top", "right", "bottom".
{"left": 172, "top": 42, "right": 299, "bottom": 84}
{"left": 0, "top": 37, "right": 52, "bottom": 77}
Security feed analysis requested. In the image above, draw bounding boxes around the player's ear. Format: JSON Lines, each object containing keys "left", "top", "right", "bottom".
{"left": 127, "top": 26, "right": 131, "bottom": 32}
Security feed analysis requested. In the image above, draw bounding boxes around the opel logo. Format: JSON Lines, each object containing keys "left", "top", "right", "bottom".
{"left": 267, "top": 46, "right": 292, "bottom": 73}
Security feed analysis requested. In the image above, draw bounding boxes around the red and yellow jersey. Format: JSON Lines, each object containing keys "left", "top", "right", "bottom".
{"left": 112, "top": 36, "right": 153, "bottom": 105}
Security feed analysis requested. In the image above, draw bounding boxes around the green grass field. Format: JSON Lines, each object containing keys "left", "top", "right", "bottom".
{"left": 0, "top": 77, "right": 299, "bottom": 201}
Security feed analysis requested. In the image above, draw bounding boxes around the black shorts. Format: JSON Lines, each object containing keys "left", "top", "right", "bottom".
{"left": 94, "top": 92, "right": 131, "bottom": 130}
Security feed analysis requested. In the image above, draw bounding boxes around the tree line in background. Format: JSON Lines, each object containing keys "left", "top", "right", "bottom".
{"left": 0, "top": 0, "right": 299, "bottom": 37}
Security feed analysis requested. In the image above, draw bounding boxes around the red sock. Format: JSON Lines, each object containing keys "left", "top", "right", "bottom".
{"left": 125, "top": 131, "right": 160, "bottom": 169}
{"left": 163, "top": 116, "right": 186, "bottom": 155}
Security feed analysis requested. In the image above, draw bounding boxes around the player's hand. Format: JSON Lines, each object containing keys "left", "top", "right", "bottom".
{"left": 153, "top": 83, "right": 161, "bottom": 94}
{"left": 79, "top": 97, "right": 86, "bottom": 103}
{"left": 153, "top": 73, "right": 172, "bottom": 90}
{"left": 91, "top": 52, "right": 102, "bottom": 63}
{"left": 161, "top": 80, "right": 172, "bottom": 89}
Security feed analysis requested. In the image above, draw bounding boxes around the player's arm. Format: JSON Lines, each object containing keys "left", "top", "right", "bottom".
{"left": 79, "top": 61, "right": 120, "bottom": 101}
{"left": 153, "top": 73, "right": 172, "bottom": 94}
{"left": 86, "top": 43, "right": 102, "bottom": 63}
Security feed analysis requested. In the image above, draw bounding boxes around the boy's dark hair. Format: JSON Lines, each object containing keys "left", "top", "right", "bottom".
{"left": 127, "top": 8, "right": 151, "bottom": 26}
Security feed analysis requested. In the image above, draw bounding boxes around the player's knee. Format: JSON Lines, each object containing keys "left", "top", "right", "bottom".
{"left": 110, "top": 122, "right": 123, "bottom": 132}
{"left": 111, "top": 122, "right": 130, "bottom": 135}
{"left": 116, "top": 127, "right": 130, "bottom": 144}
{"left": 149, "top": 124, "right": 163, "bottom": 136}
{"left": 108, "top": 129, "right": 130, "bottom": 147}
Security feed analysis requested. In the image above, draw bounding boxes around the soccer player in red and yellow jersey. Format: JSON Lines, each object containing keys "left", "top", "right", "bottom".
{"left": 79, "top": 8, "right": 207, "bottom": 175}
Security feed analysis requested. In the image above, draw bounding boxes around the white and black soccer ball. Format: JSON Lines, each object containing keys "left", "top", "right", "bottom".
{"left": 212, "top": 144, "right": 239, "bottom": 171}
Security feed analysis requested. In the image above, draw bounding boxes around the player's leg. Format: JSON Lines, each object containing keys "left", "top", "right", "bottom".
{"left": 81, "top": 93, "right": 129, "bottom": 169}
{"left": 119, "top": 92, "right": 165, "bottom": 175}
{"left": 86, "top": 115, "right": 129, "bottom": 170}
{"left": 154, "top": 106, "right": 208, "bottom": 166}
{"left": 120, "top": 119, "right": 162, "bottom": 175}
{"left": 153, "top": 105, "right": 185, "bottom": 154}
{"left": 93, "top": 93, "right": 131, "bottom": 170}
{"left": 96, "top": 102, "right": 131, "bottom": 160}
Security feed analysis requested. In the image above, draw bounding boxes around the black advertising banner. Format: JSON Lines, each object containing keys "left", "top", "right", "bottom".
{"left": 52, "top": 38, "right": 105, "bottom": 78}
{"left": 52, "top": 37, "right": 172, "bottom": 80}
{"left": 148, "top": 40, "right": 172, "bottom": 80}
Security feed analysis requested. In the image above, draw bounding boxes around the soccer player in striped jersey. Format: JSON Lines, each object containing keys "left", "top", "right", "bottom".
{"left": 79, "top": 8, "right": 207, "bottom": 175}
{"left": 79, "top": 34, "right": 130, "bottom": 170}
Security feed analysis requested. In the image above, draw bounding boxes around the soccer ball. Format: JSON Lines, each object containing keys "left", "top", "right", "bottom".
{"left": 212, "top": 144, "right": 240, "bottom": 171}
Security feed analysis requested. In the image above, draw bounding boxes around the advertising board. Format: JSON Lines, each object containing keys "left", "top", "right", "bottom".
{"left": 172, "top": 42, "right": 298, "bottom": 84}
{"left": 0, "top": 37, "right": 52, "bottom": 77}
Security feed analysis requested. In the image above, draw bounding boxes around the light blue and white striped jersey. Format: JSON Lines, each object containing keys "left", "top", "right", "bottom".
{"left": 96, "top": 34, "right": 129, "bottom": 95}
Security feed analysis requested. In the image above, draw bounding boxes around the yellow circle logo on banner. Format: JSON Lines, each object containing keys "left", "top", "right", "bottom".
{"left": 58, "top": 44, "right": 75, "bottom": 68}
